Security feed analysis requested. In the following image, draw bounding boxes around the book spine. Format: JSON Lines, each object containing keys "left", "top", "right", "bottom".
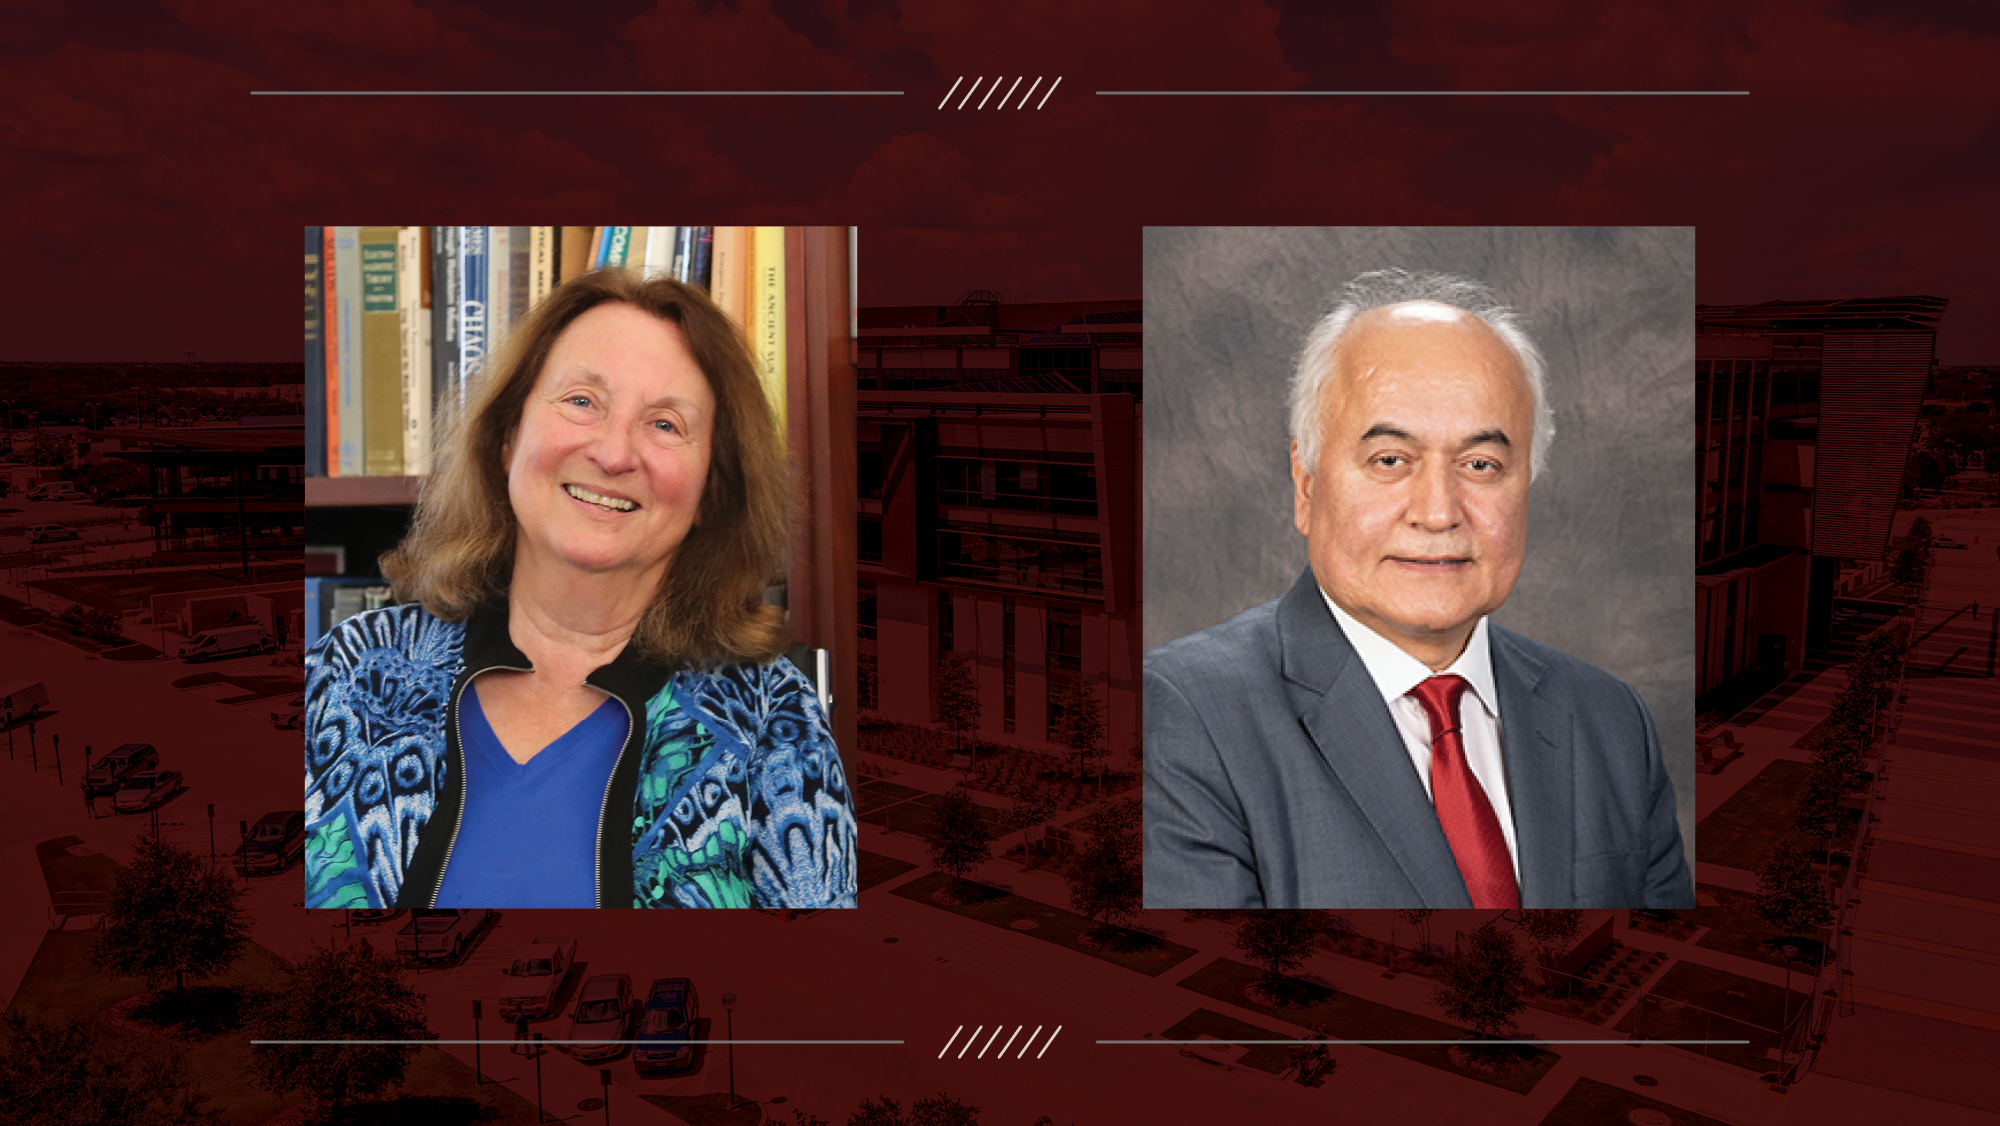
{"left": 644, "top": 225, "right": 673, "bottom": 281}
{"left": 690, "top": 226, "right": 713, "bottom": 291}
{"left": 304, "top": 226, "right": 325, "bottom": 476}
{"left": 508, "top": 226, "right": 530, "bottom": 332}
{"left": 749, "top": 226, "right": 788, "bottom": 436}
{"left": 322, "top": 227, "right": 340, "bottom": 475}
{"left": 334, "top": 227, "right": 363, "bottom": 477}
{"left": 710, "top": 226, "right": 747, "bottom": 328}
{"left": 560, "top": 226, "right": 592, "bottom": 282}
{"left": 431, "top": 227, "right": 459, "bottom": 427}
{"left": 671, "top": 226, "right": 691, "bottom": 282}
{"left": 360, "top": 226, "right": 402, "bottom": 477}
{"left": 587, "top": 225, "right": 605, "bottom": 270}
{"left": 398, "top": 226, "right": 432, "bottom": 477}
{"left": 487, "top": 226, "right": 511, "bottom": 366}
{"left": 530, "top": 226, "right": 554, "bottom": 308}
{"left": 459, "top": 226, "right": 489, "bottom": 403}
{"left": 304, "top": 577, "right": 324, "bottom": 650}
{"left": 602, "top": 225, "right": 632, "bottom": 267}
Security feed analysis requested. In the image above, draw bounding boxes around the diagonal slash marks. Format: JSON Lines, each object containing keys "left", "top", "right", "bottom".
{"left": 940, "top": 77, "right": 1061, "bottom": 110}
{"left": 937, "top": 1024, "right": 1064, "bottom": 1058}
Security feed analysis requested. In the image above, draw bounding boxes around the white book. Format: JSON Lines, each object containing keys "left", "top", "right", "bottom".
{"left": 397, "top": 227, "right": 432, "bottom": 476}
{"left": 486, "top": 226, "right": 511, "bottom": 364}
{"left": 644, "top": 225, "right": 674, "bottom": 280}
{"left": 529, "top": 226, "right": 555, "bottom": 309}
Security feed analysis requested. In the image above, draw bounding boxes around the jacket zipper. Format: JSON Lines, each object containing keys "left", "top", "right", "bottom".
{"left": 432, "top": 663, "right": 530, "bottom": 909}
{"left": 595, "top": 691, "right": 637, "bottom": 909}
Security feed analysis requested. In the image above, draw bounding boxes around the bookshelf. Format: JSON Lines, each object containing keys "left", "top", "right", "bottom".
{"left": 306, "top": 476, "right": 420, "bottom": 507}
{"left": 303, "top": 225, "right": 857, "bottom": 758}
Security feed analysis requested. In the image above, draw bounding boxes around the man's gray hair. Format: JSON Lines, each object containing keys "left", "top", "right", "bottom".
{"left": 1288, "top": 268, "right": 1554, "bottom": 481}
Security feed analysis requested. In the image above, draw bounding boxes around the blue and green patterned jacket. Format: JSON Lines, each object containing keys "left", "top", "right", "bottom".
{"left": 303, "top": 600, "right": 857, "bottom": 909}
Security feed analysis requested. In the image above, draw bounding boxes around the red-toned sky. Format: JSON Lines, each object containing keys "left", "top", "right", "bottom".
{"left": 3, "top": 0, "right": 1997, "bottom": 361}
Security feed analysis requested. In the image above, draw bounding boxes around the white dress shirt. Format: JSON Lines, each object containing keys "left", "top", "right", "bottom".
{"left": 1319, "top": 588, "right": 1523, "bottom": 882}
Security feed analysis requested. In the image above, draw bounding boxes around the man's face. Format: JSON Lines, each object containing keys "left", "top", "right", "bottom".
{"left": 1291, "top": 301, "right": 1535, "bottom": 669}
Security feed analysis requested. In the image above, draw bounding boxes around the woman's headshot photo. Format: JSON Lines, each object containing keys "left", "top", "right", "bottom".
{"left": 303, "top": 230, "right": 858, "bottom": 910}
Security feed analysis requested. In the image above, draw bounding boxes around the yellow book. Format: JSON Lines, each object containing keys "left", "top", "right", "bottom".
{"left": 747, "top": 227, "right": 787, "bottom": 436}
{"left": 559, "top": 227, "right": 593, "bottom": 282}
{"left": 359, "top": 225, "right": 403, "bottom": 476}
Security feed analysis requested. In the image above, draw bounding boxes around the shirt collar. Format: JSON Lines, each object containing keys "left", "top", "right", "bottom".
{"left": 1318, "top": 585, "right": 1499, "bottom": 720}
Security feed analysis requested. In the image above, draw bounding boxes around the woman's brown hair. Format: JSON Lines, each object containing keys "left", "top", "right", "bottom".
{"left": 380, "top": 268, "right": 790, "bottom": 667}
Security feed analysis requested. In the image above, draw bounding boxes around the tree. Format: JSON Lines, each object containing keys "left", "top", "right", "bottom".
{"left": 1756, "top": 840, "right": 1831, "bottom": 938}
{"left": 247, "top": 940, "right": 434, "bottom": 1116}
{"left": 1064, "top": 799, "right": 1142, "bottom": 935}
{"left": 1515, "top": 909, "right": 1584, "bottom": 964}
{"left": 0, "top": 1009, "right": 211, "bottom": 1126}
{"left": 92, "top": 836, "right": 249, "bottom": 995}
{"left": 1890, "top": 542, "right": 1928, "bottom": 595}
{"left": 1124, "top": 732, "right": 1143, "bottom": 773}
{"left": 922, "top": 788, "right": 991, "bottom": 891}
{"left": 1398, "top": 908, "right": 1437, "bottom": 960}
{"left": 28, "top": 433, "right": 73, "bottom": 467}
{"left": 75, "top": 456, "right": 149, "bottom": 498}
{"left": 1048, "top": 677, "right": 1104, "bottom": 783}
{"left": 932, "top": 651, "right": 981, "bottom": 769}
{"left": 1429, "top": 922, "right": 1532, "bottom": 1041}
{"left": 1001, "top": 780, "right": 1059, "bottom": 858}
{"left": 845, "top": 1093, "right": 981, "bottom": 1126}
{"left": 1233, "top": 910, "right": 1326, "bottom": 990}
{"left": 1794, "top": 756, "right": 1851, "bottom": 839}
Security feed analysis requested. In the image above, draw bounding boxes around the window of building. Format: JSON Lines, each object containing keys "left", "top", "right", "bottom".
{"left": 858, "top": 583, "right": 877, "bottom": 642}
{"left": 858, "top": 514, "right": 883, "bottom": 564}
{"left": 1002, "top": 597, "right": 1015, "bottom": 661}
{"left": 937, "top": 589, "right": 954, "bottom": 653}
{"left": 1047, "top": 605, "right": 1081, "bottom": 673}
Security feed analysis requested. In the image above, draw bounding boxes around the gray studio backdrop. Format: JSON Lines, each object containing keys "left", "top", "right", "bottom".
{"left": 1142, "top": 226, "right": 1697, "bottom": 864}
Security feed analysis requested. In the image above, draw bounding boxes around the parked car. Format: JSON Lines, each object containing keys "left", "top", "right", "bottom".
{"left": 235, "top": 810, "right": 306, "bottom": 874}
{"left": 24, "top": 523, "right": 79, "bottom": 543}
{"left": 394, "top": 908, "right": 491, "bottom": 961}
{"left": 270, "top": 693, "right": 305, "bottom": 729}
{"left": 500, "top": 936, "right": 578, "bottom": 1019}
{"left": 112, "top": 769, "right": 182, "bottom": 812}
{"left": 349, "top": 908, "right": 404, "bottom": 925}
{"left": 85, "top": 742, "right": 158, "bottom": 798}
{"left": 179, "top": 624, "right": 271, "bottom": 662}
{"left": 633, "top": 977, "right": 700, "bottom": 1072}
{"left": 1935, "top": 536, "right": 1968, "bottom": 549}
{"left": 564, "top": 974, "right": 635, "bottom": 1061}
{"left": 0, "top": 679, "right": 49, "bottom": 721}
{"left": 25, "top": 481, "right": 82, "bottom": 502}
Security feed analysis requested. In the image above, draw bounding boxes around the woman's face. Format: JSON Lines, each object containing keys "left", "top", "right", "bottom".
{"left": 506, "top": 302, "right": 716, "bottom": 586}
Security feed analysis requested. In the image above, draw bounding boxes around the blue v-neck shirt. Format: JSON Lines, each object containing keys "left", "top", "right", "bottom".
{"left": 434, "top": 685, "right": 628, "bottom": 908}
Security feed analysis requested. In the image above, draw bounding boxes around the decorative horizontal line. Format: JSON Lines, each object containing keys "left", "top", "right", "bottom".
{"left": 1097, "top": 1039, "right": 1751, "bottom": 1045}
{"left": 251, "top": 1039, "right": 903, "bottom": 1045}
{"left": 1096, "top": 89, "right": 1748, "bottom": 97}
{"left": 250, "top": 90, "right": 903, "bottom": 97}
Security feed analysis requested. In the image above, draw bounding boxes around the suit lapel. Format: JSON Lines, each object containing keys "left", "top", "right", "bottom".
{"left": 1278, "top": 570, "right": 1472, "bottom": 907}
{"left": 1493, "top": 627, "right": 1573, "bottom": 908}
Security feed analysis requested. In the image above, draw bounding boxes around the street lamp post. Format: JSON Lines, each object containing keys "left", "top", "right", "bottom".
{"left": 472, "top": 1000, "right": 483, "bottom": 1085}
{"left": 722, "top": 991, "right": 740, "bottom": 1110}
{"left": 600, "top": 1068, "right": 612, "bottom": 1126}
{"left": 1780, "top": 943, "right": 1800, "bottom": 1069}
{"left": 533, "top": 1032, "right": 545, "bottom": 1123}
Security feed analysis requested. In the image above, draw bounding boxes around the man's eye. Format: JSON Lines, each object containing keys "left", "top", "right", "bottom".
{"left": 1466, "top": 458, "right": 1501, "bottom": 473}
{"left": 1372, "top": 454, "right": 1407, "bottom": 468}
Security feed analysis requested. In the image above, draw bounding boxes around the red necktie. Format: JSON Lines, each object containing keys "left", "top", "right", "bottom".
{"left": 1409, "top": 674, "right": 1520, "bottom": 909}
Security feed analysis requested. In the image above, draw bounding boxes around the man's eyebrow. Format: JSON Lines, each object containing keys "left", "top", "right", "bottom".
{"left": 1357, "top": 423, "right": 1512, "bottom": 449}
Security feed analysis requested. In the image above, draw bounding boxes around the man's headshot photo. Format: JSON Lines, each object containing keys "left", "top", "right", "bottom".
{"left": 1142, "top": 227, "right": 1695, "bottom": 910}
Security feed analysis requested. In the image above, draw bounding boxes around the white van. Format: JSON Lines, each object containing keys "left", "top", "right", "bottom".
{"left": 26, "top": 482, "right": 82, "bottom": 502}
{"left": 179, "top": 624, "right": 272, "bottom": 662}
{"left": 0, "top": 680, "right": 49, "bottom": 720}
{"left": 25, "top": 524, "right": 79, "bottom": 543}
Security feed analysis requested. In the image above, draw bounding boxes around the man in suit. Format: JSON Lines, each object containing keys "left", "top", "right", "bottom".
{"left": 1143, "top": 269, "right": 1693, "bottom": 910}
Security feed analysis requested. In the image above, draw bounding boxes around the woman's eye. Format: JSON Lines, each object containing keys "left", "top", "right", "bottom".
{"left": 566, "top": 395, "right": 593, "bottom": 409}
{"left": 653, "top": 418, "right": 679, "bottom": 433}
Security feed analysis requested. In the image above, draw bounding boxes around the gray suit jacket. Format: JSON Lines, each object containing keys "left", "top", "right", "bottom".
{"left": 1143, "top": 568, "right": 1693, "bottom": 909}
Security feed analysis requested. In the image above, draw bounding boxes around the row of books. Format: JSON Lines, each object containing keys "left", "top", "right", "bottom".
{"left": 304, "top": 225, "right": 790, "bottom": 478}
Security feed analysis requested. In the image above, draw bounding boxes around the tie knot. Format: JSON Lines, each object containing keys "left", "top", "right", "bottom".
{"left": 1409, "top": 674, "right": 1470, "bottom": 739}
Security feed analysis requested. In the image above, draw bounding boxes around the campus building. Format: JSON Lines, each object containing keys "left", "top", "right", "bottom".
{"left": 93, "top": 425, "right": 306, "bottom": 563}
{"left": 1694, "top": 295, "right": 1946, "bottom": 700}
{"left": 857, "top": 295, "right": 1141, "bottom": 760}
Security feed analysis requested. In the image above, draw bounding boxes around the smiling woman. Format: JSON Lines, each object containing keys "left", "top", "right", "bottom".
{"left": 303, "top": 269, "right": 857, "bottom": 911}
